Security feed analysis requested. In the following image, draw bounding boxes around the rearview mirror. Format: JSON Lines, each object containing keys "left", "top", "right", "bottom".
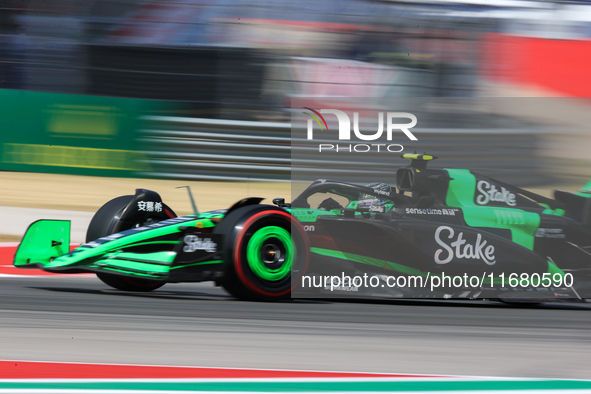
{"left": 396, "top": 168, "right": 414, "bottom": 191}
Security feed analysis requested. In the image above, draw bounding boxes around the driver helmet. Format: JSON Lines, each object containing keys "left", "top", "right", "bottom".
{"left": 358, "top": 182, "right": 394, "bottom": 209}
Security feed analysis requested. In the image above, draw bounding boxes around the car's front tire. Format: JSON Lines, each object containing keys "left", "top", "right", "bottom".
{"left": 86, "top": 195, "right": 176, "bottom": 292}
{"left": 215, "top": 205, "right": 309, "bottom": 301}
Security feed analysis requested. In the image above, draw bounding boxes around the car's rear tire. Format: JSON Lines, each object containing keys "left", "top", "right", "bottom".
{"left": 215, "top": 205, "right": 309, "bottom": 301}
{"left": 86, "top": 195, "right": 176, "bottom": 292}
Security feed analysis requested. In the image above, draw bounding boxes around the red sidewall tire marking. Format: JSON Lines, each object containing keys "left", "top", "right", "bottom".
{"left": 164, "top": 208, "right": 176, "bottom": 219}
{"left": 233, "top": 210, "right": 309, "bottom": 297}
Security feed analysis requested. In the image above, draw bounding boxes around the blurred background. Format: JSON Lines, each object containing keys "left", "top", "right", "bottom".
{"left": 2, "top": 1, "right": 591, "bottom": 380}
{"left": 1, "top": 0, "right": 591, "bottom": 186}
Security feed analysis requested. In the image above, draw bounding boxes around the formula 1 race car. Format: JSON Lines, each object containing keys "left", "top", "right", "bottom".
{"left": 14, "top": 154, "right": 591, "bottom": 302}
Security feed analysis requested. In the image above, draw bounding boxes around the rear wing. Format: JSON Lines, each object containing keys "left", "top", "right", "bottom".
{"left": 14, "top": 220, "right": 71, "bottom": 268}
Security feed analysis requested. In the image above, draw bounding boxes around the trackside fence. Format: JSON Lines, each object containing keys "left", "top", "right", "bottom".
{"left": 139, "top": 116, "right": 549, "bottom": 186}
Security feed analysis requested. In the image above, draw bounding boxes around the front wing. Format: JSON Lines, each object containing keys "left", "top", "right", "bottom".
{"left": 14, "top": 219, "right": 226, "bottom": 283}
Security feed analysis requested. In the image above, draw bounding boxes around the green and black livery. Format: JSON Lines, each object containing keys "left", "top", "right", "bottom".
{"left": 14, "top": 154, "right": 591, "bottom": 302}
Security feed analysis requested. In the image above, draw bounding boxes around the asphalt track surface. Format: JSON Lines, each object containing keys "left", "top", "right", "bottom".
{"left": 1, "top": 275, "right": 591, "bottom": 380}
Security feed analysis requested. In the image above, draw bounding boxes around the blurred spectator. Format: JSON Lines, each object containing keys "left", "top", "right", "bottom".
{"left": 0, "top": 2, "right": 24, "bottom": 89}
{"left": 5, "top": 0, "right": 591, "bottom": 118}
